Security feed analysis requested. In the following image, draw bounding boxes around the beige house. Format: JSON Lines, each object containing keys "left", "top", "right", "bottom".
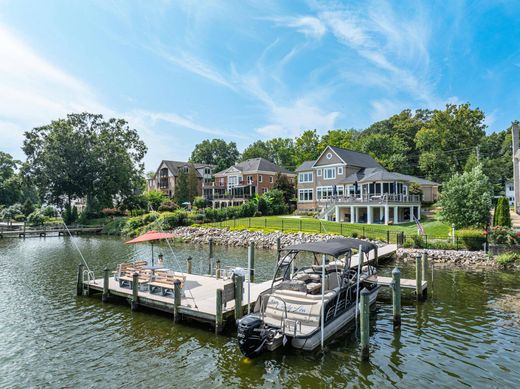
{"left": 147, "top": 160, "right": 215, "bottom": 198}
{"left": 203, "top": 158, "right": 296, "bottom": 208}
{"left": 296, "top": 146, "right": 439, "bottom": 224}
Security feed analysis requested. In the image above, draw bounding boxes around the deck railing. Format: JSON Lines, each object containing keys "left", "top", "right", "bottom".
{"left": 318, "top": 193, "right": 421, "bottom": 206}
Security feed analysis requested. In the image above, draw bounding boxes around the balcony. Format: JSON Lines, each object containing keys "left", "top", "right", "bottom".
{"left": 203, "top": 183, "right": 256, "bottom": 200}
{"left": 318, "top": 193, "right": 421, "bottom": 205}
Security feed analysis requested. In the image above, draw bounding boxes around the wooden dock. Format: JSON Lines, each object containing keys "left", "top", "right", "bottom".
{"left": 365, "top": 275, "right": 428, "bottom": 292}
{"left": 0, "top": 225, "right": 103, "bottom": 238}
{"left": 86, "top": 273, "right": 271, "bottom": 327}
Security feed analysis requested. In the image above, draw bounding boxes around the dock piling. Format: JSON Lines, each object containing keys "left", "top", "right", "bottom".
{"left": 391, "top": 267, "right": 401, "bottom": 328}
{"left": 216, "top": 259, "right": 221, "bottom": 279}
{"left": 131, "top": 273, "right": 139, "bottom": 311}
{"left": 276, "top": 237, "right": 281, "bottom": 261}
{"left": 415, "top": 255, "right": 424, "bottom": 301}
{"left": 102, "top": 268, "right": 110, "bottom": 302}
{"left": 76, "top": 264, "right": 84, "bottom": 296}
{"left": 234, "top": 274, "right": 244, "bottom": 321}
{"left": 360, "top": 288, "right": 370, "bottom": 361}
{"left": 173, "top": 279, "right": 182, "bottom": 322}
{"left": 216, "top": 288, "right": 223, "bottom": 333}
{"left": 248, "top": 241, "right": 255, "bottom": 283}
{"left": 421, "top": 251, "right": 428, "bottom": 299}
{"left": 208, "top": 238, "right": 214, "bottom": 275}
{"left": 187, "top": 256, "right": 192, "bottom": 274}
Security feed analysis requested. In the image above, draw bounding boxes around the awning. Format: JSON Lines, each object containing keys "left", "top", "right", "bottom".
{"left": 281, "top": 237, "right": 377, "bottom": 257}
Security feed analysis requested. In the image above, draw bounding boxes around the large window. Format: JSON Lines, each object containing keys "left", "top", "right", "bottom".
{"left": 299, "top": 172, "right": 313, "bottom": 183}
{"left": 298, "top": 189, "right": 314, "bottom": 202}
{"left": 316, "top": 186, "right": 334, "bottom": 200}
{"left": 336, "top": 185, "right": 344, "bottom": 196}
{"left": 323, "top": 167, "right": 336, "bottom": 180}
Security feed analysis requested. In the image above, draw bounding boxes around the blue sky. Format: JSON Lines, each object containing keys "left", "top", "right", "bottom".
{"left": 1, "top": 1, "right": 519, "bottom": 170}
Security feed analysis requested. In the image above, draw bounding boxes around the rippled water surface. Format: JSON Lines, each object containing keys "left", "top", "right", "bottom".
{"left": 1, "top": 236, "right": 520, "bottom": 388}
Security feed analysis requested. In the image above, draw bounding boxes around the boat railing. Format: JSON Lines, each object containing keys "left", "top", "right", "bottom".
{"left": 260, "top": 293, "right": 288, "bottom": 334}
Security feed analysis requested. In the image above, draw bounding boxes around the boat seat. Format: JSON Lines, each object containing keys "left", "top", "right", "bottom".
{"left": 277, "top": 280, "right": 307, "bottom": 293}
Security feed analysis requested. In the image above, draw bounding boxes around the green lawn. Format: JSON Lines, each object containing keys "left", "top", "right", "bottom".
{"left": 204, "top": 214, "right": 452, "bottom": 242}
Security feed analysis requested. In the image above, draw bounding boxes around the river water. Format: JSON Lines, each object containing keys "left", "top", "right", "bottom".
{"left": 1, "top": 236, "right": 520, "bottom": 388}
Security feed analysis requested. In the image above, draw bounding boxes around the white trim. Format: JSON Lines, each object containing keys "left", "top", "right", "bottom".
{"left": 311, "top": 146, "right": 347, "bottom": 168}
{"left": 338, "top": 166, "right": 343, "bottom": 175}
{"left": 317, "top": 169, "right": 322, "bottom": 177}
{"left": 298, "top": 172, "right": 313, "bottom": 183}
{"left": 323, "top": 167, "right": 336, "bottom": 180}
{"left": 298, "top": 188, "right": 314, "bottom": 202}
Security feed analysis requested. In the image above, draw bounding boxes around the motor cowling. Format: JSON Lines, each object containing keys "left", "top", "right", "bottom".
{"left": 237, "top": 315, "right": 267, "bottom": 358}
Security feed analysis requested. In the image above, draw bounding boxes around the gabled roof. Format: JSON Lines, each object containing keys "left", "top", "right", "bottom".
{"left": 215, "top": 157, "right": 294, "bottom": 175}
{"left": 340, "top": 167, "right": 438, "bottom": 186}
{"left": 158, "top": 160, "right": 215, "bottom": 178}
{"left": 295, "top": 160, "right": 315, "bottom": 172}
{"left": 328, "top": 146, "right": 383, "bottom": 168}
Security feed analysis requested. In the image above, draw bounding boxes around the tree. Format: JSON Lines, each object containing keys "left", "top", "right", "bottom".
{"left": 0, "top": 151, "right": 22, "bottom": 206}
{"left": 494, "top": 197, "right": 512, "bottom": 227}
{"left": 22, "top": 113, "right": 147, "bottom": 213}
{"left": 22, "top": 199, "right": 35, "bottom": 217}
{"left": 190, "top": 139, "right": 239, "bottom": 172}
{"left": 263, "top": 190, "right": 288, "bottom": 215}
{"left": 257, "top": 196, "right": 269, "bottom": 216}
{"left": 415, "top": 104, "right": 486, "bottom": 183}
{"left": 294, "top": 130, "right": 321, "bottom": 166}
{"left": 356, "top": 133, "right": 409, "bottom": 172}
{"left": 186, "top": 166, "right": 199, "bottom": 202}
{"left": 174, "top": 169, "right": 189, "bottom": 205}
{"left": 143, "top": 190, "right": 167, "bottom": 211}
{"left": 319, "top": 129, "right": 358, "bottom": 151}
{"left": 438, "top": 165, "right": 492, "bottom": 228}
{"left": 0, "top": 203, "right": 22, "bottom": 225}
{"left": 240, "top": 138, "right": 296, "bottom": 169}
{"left": 193, "top": 196, "right": 207, "bottom": 209}
{"left": 273, "top": 172, "right": 295, "bottom": 204}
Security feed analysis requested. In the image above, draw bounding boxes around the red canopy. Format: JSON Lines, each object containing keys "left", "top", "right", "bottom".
{"left": 125, "top": 230, "right": 176, "bottom": 244}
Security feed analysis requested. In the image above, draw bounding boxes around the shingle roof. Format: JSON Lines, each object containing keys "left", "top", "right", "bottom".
{"left": 295, "top": 160, "right": 315, "bottom": 172}
{"left": 215, "top": 157, "right": 294, "bottom": 175}
{"left": 159, "top": 160, "right": 215, "bottom": 178}
{"left": 328, "top": 146, "right": 383, "bottom": 169}
{"left": 340, "top": 168, "right": 438, "bottom": 185}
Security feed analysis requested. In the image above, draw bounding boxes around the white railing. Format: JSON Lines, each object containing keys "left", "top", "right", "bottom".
{"left": 318, "top": 193, "right": 421, "bottom": 206}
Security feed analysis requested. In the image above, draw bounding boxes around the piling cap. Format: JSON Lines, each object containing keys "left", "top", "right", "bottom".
{"left": 360, "top": 288, "right": 370, "bottom": 295}
{"left": 392, "top": 267, "right": 400, "bottom": 275}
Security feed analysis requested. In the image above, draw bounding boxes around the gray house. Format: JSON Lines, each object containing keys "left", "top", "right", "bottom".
{"left": 296, "top": 146, "right": 439, "bottom": 224}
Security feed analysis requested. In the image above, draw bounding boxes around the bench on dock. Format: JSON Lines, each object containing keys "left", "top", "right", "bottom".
{"left": 118, "top": 267, "right": 151, "bottom": 289}
{"left": 114, "top": 261, "right": 148, "bottom": 280}
{"left": 148, "top": 272, "right": 186, "bottom": 297}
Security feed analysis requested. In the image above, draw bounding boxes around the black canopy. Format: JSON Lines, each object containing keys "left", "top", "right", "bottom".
{"left": 281, "top": 237, "right": 377, "bottom": 257}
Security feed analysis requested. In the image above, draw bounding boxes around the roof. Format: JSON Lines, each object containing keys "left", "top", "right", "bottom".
{"left": 341, "top": 168, "right": 439, "bottom": 186}
{"left": 158, "top": 160, "right": 215, "bottom": 178}
{"left": 295, "top": 160, "right": 315, "bottom": 172}
{"left": 327, "top": 146, "right": 383, "bottom": 169}
{"left": 281, "top": 237, "right": 377, "bottom": 256}
{"left": 215, "top": 157, "right": 294, "bottom": 175}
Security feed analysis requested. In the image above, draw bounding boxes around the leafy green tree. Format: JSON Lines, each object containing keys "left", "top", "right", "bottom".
{"left": 438, "top": 165, "right": 492, "bottom": 228}
{"left": 187, "top": 166, "right": 199, "bottom": 202}
{"left": 0, "top": 151, "right": 22, "bottom": 206}
{"left": 22, "top": 199, "right": 35, "bottom": 217}
{"left": 0, "top": 203, "right": 22, "bottom": 225}
{"left": 241, "top": 138, "right": 296, "bottom": 169}
{"left": 193, "top": 196, "right": 207, "bottom": 209}
{"left": 415, "top": 104, "right": 486, "bottom": 183}
{"left": 190, "top": 139, "right": 239, "bottom": 172}
{"left": 257, "top": 196, "right": 269, "bottom": 216}
{"left": 294, "top": 130, "right": 321, "bottom": 166}
{"left": 22, "top": 113, "right": 147, "bottom": 212}
{"left": 272, "top": 172, "right": 295, "bottom": 204}
{"left": 356, "top": 133, "right": 409, "bottom": 172}
{"left": 493, "top": 197, "right": 512, "bottom": 227}
{"left": 319, "top": 129, "right": 358, "bottom": 151}
{"left": 263, "top": 189, "right": 288, "bottom": 215}
{"left": 27, "top": 209, "right": 46, "bottom": 226}
{"left": 143, "top": 190, "right": 167, "bottom": 211}
{"left": 174, "top": 169, "right": 189, "bottom": 205}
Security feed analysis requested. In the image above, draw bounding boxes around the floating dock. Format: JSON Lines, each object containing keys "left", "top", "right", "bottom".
{"left": 0, "top": 225, "right": 103, "bottom": 238}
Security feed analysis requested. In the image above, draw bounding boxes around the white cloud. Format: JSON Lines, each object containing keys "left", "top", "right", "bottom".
{"left": 273, "top": 16, "right": 327, "bottom": 39}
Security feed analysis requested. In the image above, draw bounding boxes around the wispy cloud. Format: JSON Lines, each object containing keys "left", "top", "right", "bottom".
{"left": 270, "top": 15, "right": 327, "bottom": 39}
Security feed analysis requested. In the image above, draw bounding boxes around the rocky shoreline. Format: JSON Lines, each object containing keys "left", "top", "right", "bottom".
{"left": 171, "top": 226, "right": 515, "bottom": 270}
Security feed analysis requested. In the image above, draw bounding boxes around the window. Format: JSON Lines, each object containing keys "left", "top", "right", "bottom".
{"left": 317, "top": 169, "right": 322, "bottom": 177}
{"left": 204, "top": 167, "right": 211, "bottom": 175}
{"left": 336, "top": 185, "right": 344, "bottom": 196}
{"left": 326, "top": 152, "right": 332, "bottom": 160}
{"left": 269, "top": 176, "right": 273, "bottom": 183}
{"left": 338, "top": 166, "right": 343, "bottom": 175}
{"left": 259, "top": 175, "right": 263, "bottom": 183}
{"left": 247, "top": 175, "right": 253, "bottom": 184}
{"left": 316, "top": 186, "right": 333, "bottom": 200}
{"left": 323, "top": 167, "right": 336, "bottom": 180}
{"left": 298, "top": 189, "right": 314, "bottom": 202}
{"left": 262, "top": 188, "right": 268, "bottom": 194}
{"left": 299, "top": 172, "right": 313, "bottom": 183}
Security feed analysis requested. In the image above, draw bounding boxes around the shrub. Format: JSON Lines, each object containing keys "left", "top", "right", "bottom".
{"left": 495, "top": 252, "right": 520, "bottom": 266}
{"left": 101, "top": 208, "right": 126, "bottom": 217}
{"left": 457, "top": 229, "right": 486, "bottom": 251}
{"left": 488, "top": 226, "right": 520, "bottom": 246}
{"left": 42, "top": 206, "right": 57, "bottom": 218}
{"left": 257, "top": 197, "right": 269, "bottom": 216}
{"left": 193, "top": 196, "right": 207, "bottom": 210}
{"left": 143, "top": 190, "right": 168, "bottom": 211}
{"left": 493, "top": 197, "right": 511, "bottom": 227}
{"left": 158, "top": 200, "right": 179, "bottom": 212}
{"left": 22, "top": 199, "right": 35, "bottom": 216}
{"left": 263, "top": 189, "right": 288, "bottom": 215}
{"left": 27, "top": 210, "right": 46, "bottom": 226}
{"left": 14, "top": 214, "right": 25, "bottom": 222}
{"left": 351, "top": 232, "right": 358, "bottom": 238}
{"left": 410, "top": 235, "right": 426, "bottom": 248}
{"left": 159, "top": 210, "right": 191, "bottom": 229}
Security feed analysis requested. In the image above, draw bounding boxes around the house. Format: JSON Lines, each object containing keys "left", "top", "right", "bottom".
{"left": 203, "top": 157, "right": 296, "bottom": 208}
{"left": 147, "top": 160, "right": 215, "bottom": 198}
{"left": 512, "top": 122, "right": 520, "bottom": 213}
{"left": 506, "top": 181, "right": 515, "bottom": 206}
{"left": 295, "top": 146, "right": 439, "bottom": 224}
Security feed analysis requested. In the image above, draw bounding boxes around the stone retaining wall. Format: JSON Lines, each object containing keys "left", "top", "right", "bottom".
{"left": 397, "top": 248, "right": 506, "bottom": 269}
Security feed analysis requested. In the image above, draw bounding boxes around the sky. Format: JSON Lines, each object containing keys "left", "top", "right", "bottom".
{"left": 1, "top": 0, "right": 520, "bottom": 171}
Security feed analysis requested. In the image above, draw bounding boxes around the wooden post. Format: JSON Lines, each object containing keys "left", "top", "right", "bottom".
{"left": 234, "top": 274, "right": 244, "bottom": 321}
{"left": 102, "top": 268, "right": 110, "bottom": 302}
{"left": 276, "top": 236, "right": 281, "bottom": 262}
{"left": 248, "top": 241, "right": 255, "bottom": 283}
{"left": 415, "top": 255, "right": 423, "bottom": 301}
{"left": 421, "top": 250, "right": 428, "bottom": 299}
{"left": 23, "top": 221, "right": 26, "bottom": 238}
{"left": 216, "top": 288, "right": 223, "bottom": 334}
{"left": 216, "top": 259, "right": 221, "bottom": 279}
{"left": 187, "top": 256, "right": 192, "bottom": 274}
{"left": 173, "top": 279, "right": 182, "bottom": 322}
{"left": 373, "top": 246, "right": 378, "bottom": 267}
{"left": 360, "top": 288, "right": 370, "bottom": 361}
{"left": 386, "top": 230, "right": 390, "bottom": 243}
{"left": 131, "top": 272, "right": 139, "bottom": 311}
{"left": 76, "top": 264, "right": 84, "bottom": 296}
{"left": 391, "top": 267, "right": 401, "bottom": 328}
{"left": 208, "top": 238, "right": 214, "bottom": 275}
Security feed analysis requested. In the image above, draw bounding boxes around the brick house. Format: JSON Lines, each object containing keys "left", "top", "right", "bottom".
{"left": 203, "top": 157, "right": 296, "bottom": 208}
{"left": 296, "top": 146, "right": 439, "bottom": 224}
{"left": 147, "top": 160, "right": 215, "bottom": 198}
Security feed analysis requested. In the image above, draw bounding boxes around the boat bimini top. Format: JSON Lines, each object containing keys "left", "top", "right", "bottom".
{"left": 280, "top": 237, "right": 378, "bottom": 258}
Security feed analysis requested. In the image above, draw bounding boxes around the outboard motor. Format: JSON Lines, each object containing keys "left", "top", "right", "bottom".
{"left": 237, "top": 315, "right": 268, "bottom": 358}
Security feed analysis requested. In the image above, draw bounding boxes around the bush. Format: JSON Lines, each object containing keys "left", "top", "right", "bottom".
{"left": 263, "top": 189, "right": 288, "bottom": 215}
{"left": 457, "top": 229, "right": 486, "bottom": 251}
{"left": 42, "top": 206, "right": 57, "bottom": 218}
{"left": 495, "top": 252, "right": 520, "bottom": 266}
{"left": 257, "top": 197, "right": 269, "bottom": 216}
{"left": 159, "top": 210, "right": 191, "bottom": 229}
{"left": 193, "top": 196, "right": 207, "bottom": 210}
{"left": 493, "top": 197, "right": 511, "bottom": 227}
{"left": 27, "top": 210, "right": 46, "bottom": 226}
{"left": 158, "top": 200, "right": 179, "bottom": 212}
{"left": 22, "top": 199, "right": 35, "bottom": 217}
{"left": 351, "top": 232, "right": 358, "bottom": 238}
{"left": 144, "top": 190, "right": 168, "bottom": 211}
{"left": 101, "top": 208, "right": 127, "bottom": 217}
{"left": 488, "top": 226, "right": 520, "bottom": 246}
